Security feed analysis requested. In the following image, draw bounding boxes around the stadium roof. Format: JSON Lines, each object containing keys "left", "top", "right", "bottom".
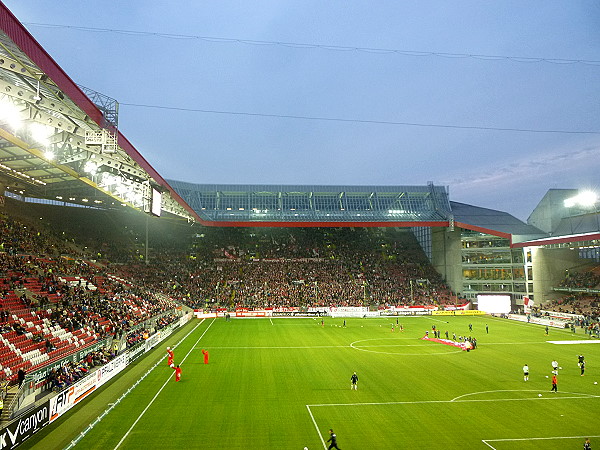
{"left": 450, "top": 201, "right": 545, "bottom": 243}
{"left": 167, "top": 181, "right": 452, "bottom": 227}
{"left": 0, "top": 4, "right": 198, "bottom": 222}
{"left": 511, "top": 212, "right": 600, "bottom": 248}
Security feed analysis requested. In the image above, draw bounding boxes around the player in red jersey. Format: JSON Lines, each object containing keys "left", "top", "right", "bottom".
{"left": 167, "top": 347, "right": 174, "bottom": 366}
{"left": 173, "top": 365, "right": 181, "bottom": 382}
{"left": 202, "top": 349, "right": 209, "bottom": 364}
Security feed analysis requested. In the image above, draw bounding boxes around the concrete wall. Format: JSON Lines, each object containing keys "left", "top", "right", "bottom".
{"left": 531, "top": 247, "right": 582, "bottom": 306}
{"left": 527, "top": 189, "right": 577, "bottom": 233}
{"left": 431, "top": 227, "right": 463, "bottom": 295}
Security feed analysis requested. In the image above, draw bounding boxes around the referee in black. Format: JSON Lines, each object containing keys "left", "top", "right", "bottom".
{"left": 351, "top": 372, "right": 358, "bottom": 390}
{"left": 327, "top": 429, "right": 341, "bottom": 450}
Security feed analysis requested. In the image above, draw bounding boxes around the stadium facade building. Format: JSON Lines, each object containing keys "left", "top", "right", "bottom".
{"left": 1, "top": 3, "right": 599, "bottom": 311}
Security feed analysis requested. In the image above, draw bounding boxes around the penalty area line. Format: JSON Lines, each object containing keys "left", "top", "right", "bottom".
{"left": 484, "top": 434, "right": 600, "bottom": 444}
{"left": 306, "top": 405, "right": 327, "bottom": 450}
{"left": 308, "top": 393, "right": 600, "bottom": 408}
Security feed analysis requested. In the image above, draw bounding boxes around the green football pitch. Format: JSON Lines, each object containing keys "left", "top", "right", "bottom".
{"left": 26, "top": 315, "right": 600, "bottom": 449}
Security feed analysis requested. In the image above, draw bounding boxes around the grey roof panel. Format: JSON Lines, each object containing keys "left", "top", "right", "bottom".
{"left": 450, "top": 201, "right": 546, "bottom": 238}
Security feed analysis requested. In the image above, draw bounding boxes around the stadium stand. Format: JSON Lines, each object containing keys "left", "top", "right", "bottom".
{"left": 540, "top": 265, "right": 600, "bottom": 334}
{"left": 0, "top": 209, "right": 181, "bottom": 388}
{"left": 112, "top": 227, "right": 462, "bottom": 310}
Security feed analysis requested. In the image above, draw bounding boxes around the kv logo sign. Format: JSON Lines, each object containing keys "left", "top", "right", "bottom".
{"left": 0, "top": 404, "right": 49, "bottom": 449}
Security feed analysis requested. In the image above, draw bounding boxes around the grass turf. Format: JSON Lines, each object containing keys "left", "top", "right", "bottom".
{"left": 24, "top": 315, "right": 600, "bottom": 449}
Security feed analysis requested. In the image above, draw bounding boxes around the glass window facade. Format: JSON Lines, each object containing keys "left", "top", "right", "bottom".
{"left": 461, "top": 230, "right": 527, "bottom": 302}
{"left": 168, "top": 182, "right": 452, "bottom": 224}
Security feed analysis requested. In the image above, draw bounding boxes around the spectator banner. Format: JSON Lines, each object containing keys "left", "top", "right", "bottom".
{"left": 271, "top": 311, "right": 325, "bottom": 317}
{"left": 432, "top": 310, "right": 485, "bottom": 316}
{"left": 442, "top": 303, "right": 470, "bottom": 311}
{"left": 553, "top": 287, "right": 600, "bottom": 294}
{"left": 539, "top": 310, "right": 583, "bottom": 320}
{"left": 96, "top": 353, "right": 128, "bottom": 387}
{"left": 50, "top": 376, "right": 96, "bottom": 423}
{"left": 194, "top": 311, "right": 219, "bottom": 319}
{"left": 144, "top": 331, "right": 163, "bottom": 352}
{"left": 49, "top": 386, "right": 73, "bottom": 422}
{"left": 508, "top": 314, "right": 568, "bottom": 328}
{"left": 235, "top": 309, "right": 266, "bottom": 317}
{"left": 178, "top": 314, "right": 192, "bottom": 327}
{"left": 332, "top": 310, "right": 379, "bottom": 318}
{"left": 0, "top": 402, "right": 49, "bottom": 449}
{"left": 127, "top": 342, "right": 147, "bottom": 363}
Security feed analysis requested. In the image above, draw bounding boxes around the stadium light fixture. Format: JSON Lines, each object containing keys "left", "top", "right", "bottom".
{"left": 0, "top": 97, "right": 22, "bottom": 130}
{"left": 84, "top": 161, "right": 98, "bottom": 175}
{"left": 564, "top": 190, "right": 598, "bottom": 208}
{"left": 29, "top": 122, "right": 53, "bottom": 146}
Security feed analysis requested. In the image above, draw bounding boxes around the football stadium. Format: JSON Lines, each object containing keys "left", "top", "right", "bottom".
{"left": 1, "top": 3, "right": 600, "bottom": 449}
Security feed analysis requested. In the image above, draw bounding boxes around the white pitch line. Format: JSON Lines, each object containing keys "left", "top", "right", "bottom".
{"left": 306, "top": 405, "right": 327, "bottom": 450}
{"left": 269, "top": 317, "right": 273, "bottom": 325}
{"left": 202, "top": 345, "right": 348, "bottom": 349}
{"left": 425, "top": 317, "right": 452, "bottom": 324}
{"left": 355, "top": 343, "right": 454, "bottom": 348}
{"left": 113, "top": 318, "right": 216, "bottom": 450}
{"left": 451, "top": 389, "right": 599, "bottom": 402}
{"left": 308, "top": 393, "right": 600, "bottom": 408}
{"left": 481, "top": 440, "right": 497, "bottom": 449}
{"left": 478, "top": 342, "right": 547, "bottom": 346}
{"left": 485, "top": 435, "right": 600, "bottom": 443}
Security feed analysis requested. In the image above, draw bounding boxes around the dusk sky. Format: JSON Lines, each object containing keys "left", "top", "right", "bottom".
{"left": 6, "top": 1, "right": 600, "bottom": 221}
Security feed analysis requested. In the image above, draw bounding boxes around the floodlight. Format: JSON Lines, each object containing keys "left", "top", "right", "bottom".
{"left": 83, "top": 161, "right": 98, "bottom": 175}
{"left": 115, "top": 182, "right": 129, "bottom": 196}
{"left": 29, "top": 122, "right": 52, "bottom": 146}
{"left": 564, "top": 191, "right": 598, "bottom": 208}
{"left": 0, "top": 97, "right": 22, "bottom": 130}
{"left": 577, "top": 190, "right": 598, "bottom": 207}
